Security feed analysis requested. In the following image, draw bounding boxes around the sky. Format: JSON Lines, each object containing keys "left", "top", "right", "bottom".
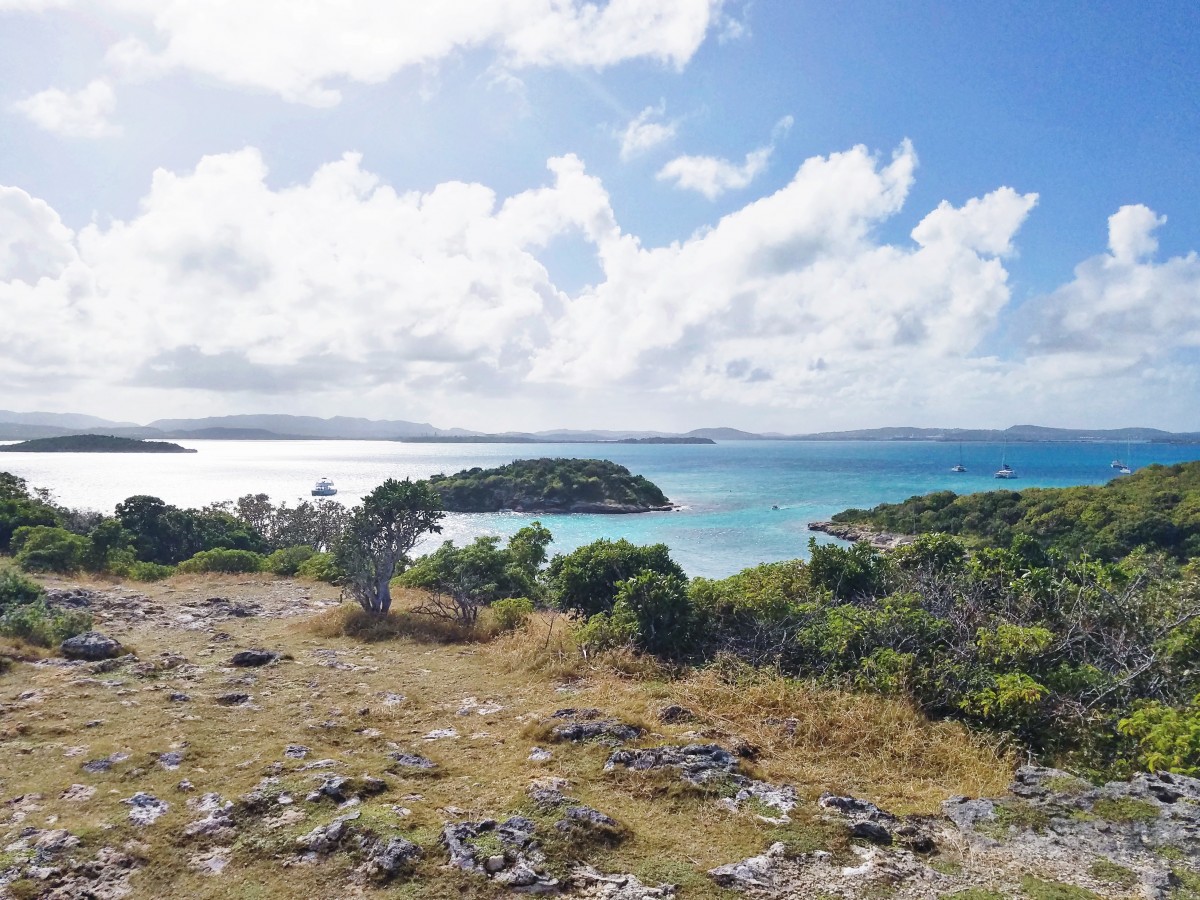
{"left": 1, "top": 1, "right": 1199, "bottom": 434}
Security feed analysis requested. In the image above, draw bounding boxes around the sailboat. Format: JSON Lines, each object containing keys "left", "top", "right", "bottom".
{"left": 994, "top": 443, "right": 1017, "bottom": 479}
{"left": 1116, "top": 440, "right": 1133, "bottom": 475}
{"left": 950, "top": 443, "right": 967, "bottom": 473}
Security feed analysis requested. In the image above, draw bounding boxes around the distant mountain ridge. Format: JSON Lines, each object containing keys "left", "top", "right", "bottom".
{"left": 2, "top": 411, "right": 1200, "bottom": 443}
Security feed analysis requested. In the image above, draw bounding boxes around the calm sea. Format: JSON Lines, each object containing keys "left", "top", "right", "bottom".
{"left": 1, "top": 440, "right": 1196, "bottom": 579}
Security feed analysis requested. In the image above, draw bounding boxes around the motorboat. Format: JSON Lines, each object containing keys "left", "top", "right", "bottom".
{"left": 1111, "top": 459, "right": 1126, "bottom": 470}
{"left": 311, "top": 477, "right": 337, "bottom": 497}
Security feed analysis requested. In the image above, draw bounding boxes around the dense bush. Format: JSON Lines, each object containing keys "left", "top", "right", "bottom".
{"left": 264, "top": 545, "right": 317, "bottom": 576}
{"left": 122, "top": 561, "right": 176, "bottom": 582}
{"left": 296, "top": 552, "right": 341, "bottom": 582}
{"left": 0, "top": 599, "right": 92, "bottom": 647}
{"left": 547, "top": 538, "right": 685, "bottom": 619}
{"left": 116, "top": 495, "right": 267, "bottom": 565}
{"left": 608, "top": 571, "right": 696, "bottom": 657}
{"left": 0, "top": 568, "right": 43, "bottom": 608}
{"left": 491, "top": 596, "right": 534, "bottom": 632}
{"left": 399, "top": 524, "right": 551, "bottom": 605}
{"left": 177, "top": 548, "right": 265, "bottom": 574}
{"left": 834, "top": 461, "right": 1200, "bottom": 561}
{"left": 12, "top": 526, "right": 90, "bottom": 573}
{"left": 0, "top": 473, "right": 61, "bottom": 551}
{"left": 685, "top": 533, "right": 1200, "bottom": 771}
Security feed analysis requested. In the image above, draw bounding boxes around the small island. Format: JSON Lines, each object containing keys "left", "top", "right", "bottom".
{"left": 429, "top": 458, "right": 674, "bottom": 513}
{"left": 0, "top": 434, "right": 197, "bottom": 453}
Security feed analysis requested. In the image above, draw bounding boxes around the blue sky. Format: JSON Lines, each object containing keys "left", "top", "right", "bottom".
{"left": 1, "top": 1, "right": 1198, "bottom": 432}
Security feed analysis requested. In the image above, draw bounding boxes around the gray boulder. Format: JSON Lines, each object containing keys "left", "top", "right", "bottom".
{"left": 60, "top": 631, "right": 122, "bottom": 661}
{"left": 230, "top": 649, "right": 280, "bottom": 667}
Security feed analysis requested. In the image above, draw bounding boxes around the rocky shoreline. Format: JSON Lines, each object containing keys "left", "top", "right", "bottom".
{"left": 807, "top": 520, "right": 915, "bottom": 549}
{"left": 506, "top": 499, "right": 677, "bottom": 515}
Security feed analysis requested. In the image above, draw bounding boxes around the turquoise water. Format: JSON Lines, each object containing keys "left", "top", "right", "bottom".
{"left": 1, "top": 439, "right": 1197, "bottom": 578}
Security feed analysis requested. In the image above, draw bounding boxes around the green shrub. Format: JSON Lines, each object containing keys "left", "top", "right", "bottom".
{"left": 612, "top": 570, "right": 697, "bottom": 657}
{"left": 491, "top": 597, "right": 534, "bottom": 631}
{"left": 264, "top": 544, "right": 317, "bottom": 576}
{"left": 0, "top": 568, "right": 44, "bottom": 609}
{"left": 548, "top": 538, "right": 685, "bottom": 619}
{"left": 177, "top": 548, "right": 264, "bottom": 574}
{"left": 126, "top": 561, "right": 176, "bottom": 582}
{"left": 0, "top": 599, "right": 92, "bottom": 647}
{"left": 574, "top": 605, "right": 638, "bottom": 652}
{"left": 12, "top": 525, "right": 90, "bottom": 573}
{"left": 296, "top": 551, "right": 342, "bottom": 582}
{"left": 1118, "top": 696, "right": 1200, "bottom": 775}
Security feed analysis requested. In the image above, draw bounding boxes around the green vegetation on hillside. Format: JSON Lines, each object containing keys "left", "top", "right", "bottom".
{"left": 832, "top": 461, "right": 1200, "bottom": 560}
{"left": 0, "top": 434, "right": 196, "bottom": 453}
{"left": 429, "top": 458, "right": 671, "bottom": 512}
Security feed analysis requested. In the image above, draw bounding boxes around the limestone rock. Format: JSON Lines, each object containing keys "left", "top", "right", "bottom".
{"left": 122, "top": 792, "right": 168, "bottom": 826}
{"left": 60, "top": 631, "right": 123, "bottom": 661}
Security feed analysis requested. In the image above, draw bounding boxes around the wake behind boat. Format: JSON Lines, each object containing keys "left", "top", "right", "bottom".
{"left": 311, "top": 477, "right": 337, "bottom": 496}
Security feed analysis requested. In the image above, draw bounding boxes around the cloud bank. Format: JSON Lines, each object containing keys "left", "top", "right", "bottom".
{"left": 8, "top": 0, "right": 727, "bottom": 108}
{"left": 2, "top": 142, "right": 1197, "bottom": 428}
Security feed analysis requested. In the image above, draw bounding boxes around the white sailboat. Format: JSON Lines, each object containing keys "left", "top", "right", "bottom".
{"left": 951, "top": 442, "right": 967, "bottom": 473}
{"left": 994, "top": 443, "right": 1017, "bottom": 479}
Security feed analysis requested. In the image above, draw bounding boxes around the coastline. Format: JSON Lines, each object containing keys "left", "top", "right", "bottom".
{"left": 807, "top": 520, "right": 915, "bottom": 550}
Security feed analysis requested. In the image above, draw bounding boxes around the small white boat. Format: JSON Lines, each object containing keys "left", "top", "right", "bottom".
{"left": 951, "top": 443, "right": 967, "bottom": 472}
{"left": 994, "top": 465, "right": 1017, "bottom": 479}
{"left": 1111, "top": 459, "right": 1126, "bottom": 470}
{"left": 311, "top": 477, "right": 337, "bottom": 497}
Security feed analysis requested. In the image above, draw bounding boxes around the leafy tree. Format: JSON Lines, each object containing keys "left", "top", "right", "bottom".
{"left": 116, "top": 495, "right": 266, "bottom": 564}
{"left": 12, "top": 525, "right": 90, "bottom": 573}
{"left": 548, "top": 538, "right": 685, "bottom": 618}
{"left": 86, "top": 518, "right": 135, "bottom": 572}
{"left": 0, "top": 471, "right": 60, "bottom": 551}
{"left": 336, "top": 479, "right": 444, "bottom": 615}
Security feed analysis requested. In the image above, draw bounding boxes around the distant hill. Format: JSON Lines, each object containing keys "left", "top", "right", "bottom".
{"left": 0, "top": 410, "right": 138, "bottom": 430}
{"left": 146, "top": 414, "right": 448, "bottom": 439}
{"left": 685, "top": 427, "right": 764, "bottom": 440}
{"left": 0, "top": 434, "right": 196, "bottom": 453}
{"left": 787, "top": 424, "right": 1200, "bottom": 443}
{"left": 4, "top": 408, "right": 1200, "bottom": 444}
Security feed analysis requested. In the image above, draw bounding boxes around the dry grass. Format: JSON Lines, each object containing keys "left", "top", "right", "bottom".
{"left": 0, "top": 574, "right": 1016, "bottom": 899}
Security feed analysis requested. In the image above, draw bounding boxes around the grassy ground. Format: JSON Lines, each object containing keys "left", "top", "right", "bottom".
{"left": 0, "top": 572, "right": 1016, "bottom": 899}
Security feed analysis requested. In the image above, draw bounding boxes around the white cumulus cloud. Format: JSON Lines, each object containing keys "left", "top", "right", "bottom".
{"left": 1107, "top": 203, "right": 1166, "bottom": 264}
{"left": 618, "top": 103, "right": 677, "bottom": 160}
{"left": 11, "top": 79, "right": 119, "bottom": 137}
{"left": 657, "top": 115, "right": 792, "bottom": 198}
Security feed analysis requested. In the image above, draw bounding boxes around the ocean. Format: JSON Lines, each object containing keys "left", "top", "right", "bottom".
{"left": 1, "top": 439, "right": 1195, "bottom": 579}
